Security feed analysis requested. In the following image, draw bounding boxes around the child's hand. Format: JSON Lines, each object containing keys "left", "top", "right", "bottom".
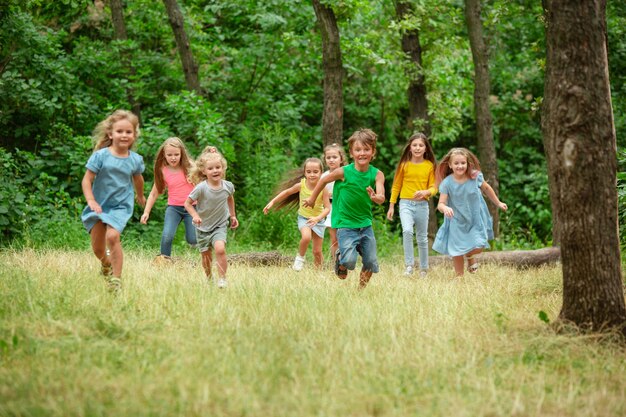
{"left": 192, "top": 215, "right": 202, "bottom": 225}
{"left": 306, "top": 217, "right": 319, "bottom": 227}
{"left": 302, "top": 198, "right": 314, "bottom": 208}
{"left": 263, "top": 201, "right": 273, "bottom": 214}
{"left": 366, "top": 186, "right": 376, "bottom": 200}
{"left": 87, "top": 200, "right": 102, "bottom": 214}
{"left": 413, "top": 190, "right": 428, "bottom": 200}
{"left": 442, "top": 206, "right": 454, "bottom": 218}
{"left": 498, "top": 202, "right": 508, "bottom": 211}
{"left": 137, "top": 194, "right": 146, "bottom": 207}
{"left": 230, "top": 216, "right": 239, "bottom": 229}
{"left": 140, "top": 213, "right": 149, "bottom": 224}
{"left": 386, "top": 207, "right": 394, "bottom": 221}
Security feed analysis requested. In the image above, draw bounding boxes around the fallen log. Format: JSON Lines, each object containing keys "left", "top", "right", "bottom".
{"left": 428, "top": 246, "right": 561, "bottom": 268}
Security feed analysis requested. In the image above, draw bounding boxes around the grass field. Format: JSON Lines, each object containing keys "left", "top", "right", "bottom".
{"left": 1, "top": 249, "right": 625, "bottom": 417}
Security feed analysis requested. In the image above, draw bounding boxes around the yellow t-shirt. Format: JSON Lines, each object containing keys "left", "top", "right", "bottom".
{"left": 298, "top": 178, "right": 324, "bottom": 218}
{"left": 389, "top": 160, "right": 437, "bottom": 204}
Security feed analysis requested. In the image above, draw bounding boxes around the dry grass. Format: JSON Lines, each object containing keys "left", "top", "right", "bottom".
{"left": 0, "top": 248, "right": 625, "bottom": 417}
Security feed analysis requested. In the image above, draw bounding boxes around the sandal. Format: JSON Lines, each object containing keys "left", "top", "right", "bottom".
{"left": 106, "top": 276, "right": 122, "bottom": 294}
{"left": 334, "top": 250, "right": 348, "bottom": 279}
{"left": 100, "top": 263, "right": 113, "bottom": 277}
{"left": 467, "top": 255, "right": 479, "bottom": 273}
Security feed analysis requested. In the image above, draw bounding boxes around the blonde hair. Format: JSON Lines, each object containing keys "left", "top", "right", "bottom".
{"left": 322, "top": 143, "right": 348, "bottom": 168}
{"left": 153, "top": 137, "right": 194, "bottom": 193}
{"left": 92, "top": 110, "right": 140, "bottom": 151}
{"left": 268, "top": 157, "right": 324, "bottom": 211}
{"left": 435, "top": 147, "right": 481, "bottom": 186}
{"left": 347, "top": 128, "right": 378, "bottom": 159}
{"left": 189, "top": 151, "right": 228, "bottom": 185}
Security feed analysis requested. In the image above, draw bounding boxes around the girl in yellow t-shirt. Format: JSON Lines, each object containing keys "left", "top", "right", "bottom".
{"left": 263, "top": 158, "right": 331, "bottom": 271}
{"left": 387, "top": 133, "right": 437, "bottom": 277}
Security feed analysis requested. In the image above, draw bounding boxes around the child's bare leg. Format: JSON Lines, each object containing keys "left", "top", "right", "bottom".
{"left": 452, "top": 255, "right": 465, "bottom": 276}
{"left": 298, "top": 227, "right": 312, "bottom": 257}
{"left": 465, "top": 248, "right": 482, "bottom": 272}
{"left": 90, "top": 221, "right": 108, "bottom": 265}
{"left": 201, "top": 249, "right": 213, "bottom": 278}
{"left": 214, "top": 241, "right": 227, "bottom": 278}
{"left": 358, "top": 269, "right": 373, "bottom": 289}
{"left": 311, "top": 234, "right": 324, "bottom": 269}
{"left": 105, "top": 226, "right": 123, "bottom": 277}
{"left": 329, "top": 228, "right": 338, "bottom": 261}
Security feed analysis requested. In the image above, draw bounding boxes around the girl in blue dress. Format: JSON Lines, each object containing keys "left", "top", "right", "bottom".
{"left": 81, "top": 110, "right": 146, "bottom": 292}
{"left": 432, "top": 148, "right": 507, "bottom": 276}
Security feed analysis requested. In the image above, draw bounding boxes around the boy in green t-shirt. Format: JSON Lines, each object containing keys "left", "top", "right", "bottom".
{"left": 304, "top": 129, "right": 385, "bottom": 289}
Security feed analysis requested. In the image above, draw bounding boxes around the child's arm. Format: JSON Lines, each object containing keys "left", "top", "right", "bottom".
{"left": 437, "top": 194, "right": 454, "bottom": 218}
{"left": 184, "top": 197, "right": 202, "bottom": 225}
{"left": 133, "top": 174, "right": 146, "bottom": 207}
{"left": 81, "top": 170, "right": 102, "bottom": 213}
{"left": 303, "top": 168, "right": 344, "bottom": 208}
{"left": 140, "top": 183, "right": 162, "bottom": 224}
{"left": 480, "top": 181, "right": 508, "bottom": 211}
{"left": 228, "top": 195, "right": 239, "bottom": 229}
{"left": 366, "top": 171, "right": 385, "bottom": 205}
{"left": 306, "top": 188, "right": 331, "bottom": 226}
{"left": 263, "top": 183, "right": 301, "bottom": 214}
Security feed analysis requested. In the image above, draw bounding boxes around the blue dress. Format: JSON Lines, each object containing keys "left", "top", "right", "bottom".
{"left": 432, "top": 172, "right": 493, "bottom": 256}
{"left": 81, "top": 148, "right": 145, "bottom": 233}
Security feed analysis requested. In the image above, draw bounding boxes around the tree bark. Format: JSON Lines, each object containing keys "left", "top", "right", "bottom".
{"left": 108, "top": 0, "right": 141, "bottom": 121}
{"left": 312, "top": 0, "right": 344, "bottom": 146}
{"left": 162, "top": 0, "right": 202, "bottom": 95}
{"left": 464, "top": 0, "right": 500, "bottom": 236}
{"left": 542, "top": 0, "right": 625, "bottom": 334}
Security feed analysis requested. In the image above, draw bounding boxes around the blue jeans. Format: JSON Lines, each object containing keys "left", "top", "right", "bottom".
{"left": 399, "top": 199, "right": 429, "bottom": 270}
{"left": 160, "top": 205, "right": 197, "bottom": 256}
{"left": 337, "top": 226, "right": 379, "bottom": 273}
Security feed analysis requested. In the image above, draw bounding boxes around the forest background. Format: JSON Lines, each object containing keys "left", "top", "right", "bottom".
{"left": 1, "top": 0, "right": 625, "bottom": 257}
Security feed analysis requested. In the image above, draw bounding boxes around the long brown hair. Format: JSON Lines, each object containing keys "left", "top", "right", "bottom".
{"left": 92, "top": 110, "right": 140, "bottom": 151}
{"left": 435, "top": 147, "right": 481, "bottom": 186}
{"left": 269, "top": 158, "right": 324, "bottom": 211}
{"left": 153, "top": 137, "right": 194, "bottom": 193}
{"left": 392, "top": 132, "right": 436, "bottom": 183}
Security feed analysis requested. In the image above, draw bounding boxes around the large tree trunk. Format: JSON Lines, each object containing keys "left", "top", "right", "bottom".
{"left": 108, "top": 0, "right": 141, "bottom": 120}
{"left": 542, "top": 0, "right": 625, "bottom": 334}
{"left": 394, "top": 1, "right": 437, "bottom": 246}
{"left": 464, "top": 0, "right": 500, "bottom": 237}
{"left": 312, "top": 0, "right": 344, "bottom": 146}
{"left": 162, "top": 0, "right": 202, "bottom": 95}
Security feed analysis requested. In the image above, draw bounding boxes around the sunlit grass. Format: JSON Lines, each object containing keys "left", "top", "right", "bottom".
{"left": 0, "top": 249, "right": 625, "bottom": 417}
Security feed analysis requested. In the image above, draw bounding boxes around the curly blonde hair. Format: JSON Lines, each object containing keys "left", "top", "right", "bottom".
{"left": 189, "top": 151, "right": 228, "bottom": 185}
{"left": 435, "top": 147, "right": 481, "bottom": 186}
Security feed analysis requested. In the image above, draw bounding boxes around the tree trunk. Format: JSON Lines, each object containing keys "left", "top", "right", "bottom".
{"left": 464, "top": 0, "right": 500, "bottom": 237}
{"left": 162, "top": 0, "right": 202, "bottom": 95}
{"left": 394, "top": 1, "right": 437, "bottom": 247}
{"left": 108, "top": 0, "right": 141, "bottom": 121}
{"left": 542, "top": 0, "right": 625, "bottom": 334}
{"left": 394, "top": 1, "right": 430, "bottom": 136}
{"left": 312, "top": 0, "right": 344, "bottom": 146}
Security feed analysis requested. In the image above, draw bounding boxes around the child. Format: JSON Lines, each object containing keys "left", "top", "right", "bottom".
{"left": 184, "top": 151, "right": 238, "bottom": 288}
{"left": 304, "top": 129, "right": 385, "bottom": 289}
{"left": 432, "top": 147, "right": 507, "bottom": 276}
{"left": 81, "top": 109, "right": 146, "bottom": 293}
{"left": 386, "top": 133, "right": 437, "bottom": 277}
{"left": 321, "top": 143, "right": 348, "bottom": 263}
{"left": 263, "top": 158, "right": 331, "bottom": 271}
{"left": 140, "top": 137, "right": 196, "bottom": 260}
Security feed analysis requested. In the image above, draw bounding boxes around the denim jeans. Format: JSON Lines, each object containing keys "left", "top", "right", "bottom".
{"left": 337, "top": 226, "right": 379, "bottom": 273}
{"left": 398, "top": 199, "right": 429, "bottom": 270}
{"left": 160, "top": 205, "right": 197, "bottom": 256}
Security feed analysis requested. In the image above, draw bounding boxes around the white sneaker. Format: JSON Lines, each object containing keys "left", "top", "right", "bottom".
{"left": 292, "top": 255, "right": 305, "bottom": 271}
{"left": 419, "top": 270, "right": 428, "bottom": 278}
{"left": 217, "top": 278, "right": 227, "bottom": 288}
{"left": 403, "top": 266, "right": 414, "bottom": 276}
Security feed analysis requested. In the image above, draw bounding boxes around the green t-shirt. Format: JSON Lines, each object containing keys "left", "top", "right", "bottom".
{"left": 331, "top": 163, "right": 379, "bottom": 228}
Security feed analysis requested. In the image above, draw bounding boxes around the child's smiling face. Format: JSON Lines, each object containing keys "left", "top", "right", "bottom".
{"left": 350, "top": 141, "right": 374, "bottom": 169}
{"left": 449, "top": 154, "right": 468, "bottom": 177}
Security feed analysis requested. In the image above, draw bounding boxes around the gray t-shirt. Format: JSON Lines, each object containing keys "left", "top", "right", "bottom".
{"left": 188, "top": 180, "right": 234, "bottom": 232}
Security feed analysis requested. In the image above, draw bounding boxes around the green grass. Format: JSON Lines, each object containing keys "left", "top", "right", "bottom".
{"left": 1, "top": 249, "right": 625, "bottom": 417}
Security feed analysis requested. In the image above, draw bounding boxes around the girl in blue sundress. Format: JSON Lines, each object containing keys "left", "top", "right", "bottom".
{"left": 432, "top": 148, "right": 507, "bottom": 276}
{"left": 81, "top": 110, "right": 146, "bottom": 292}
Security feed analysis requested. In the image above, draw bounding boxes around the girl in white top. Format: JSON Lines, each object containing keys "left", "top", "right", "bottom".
{"left": 264, "top": 158, "right": 331, "bottom": 271}
{"left": 320, "top": 143, "right": 348, "bottom": 262}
